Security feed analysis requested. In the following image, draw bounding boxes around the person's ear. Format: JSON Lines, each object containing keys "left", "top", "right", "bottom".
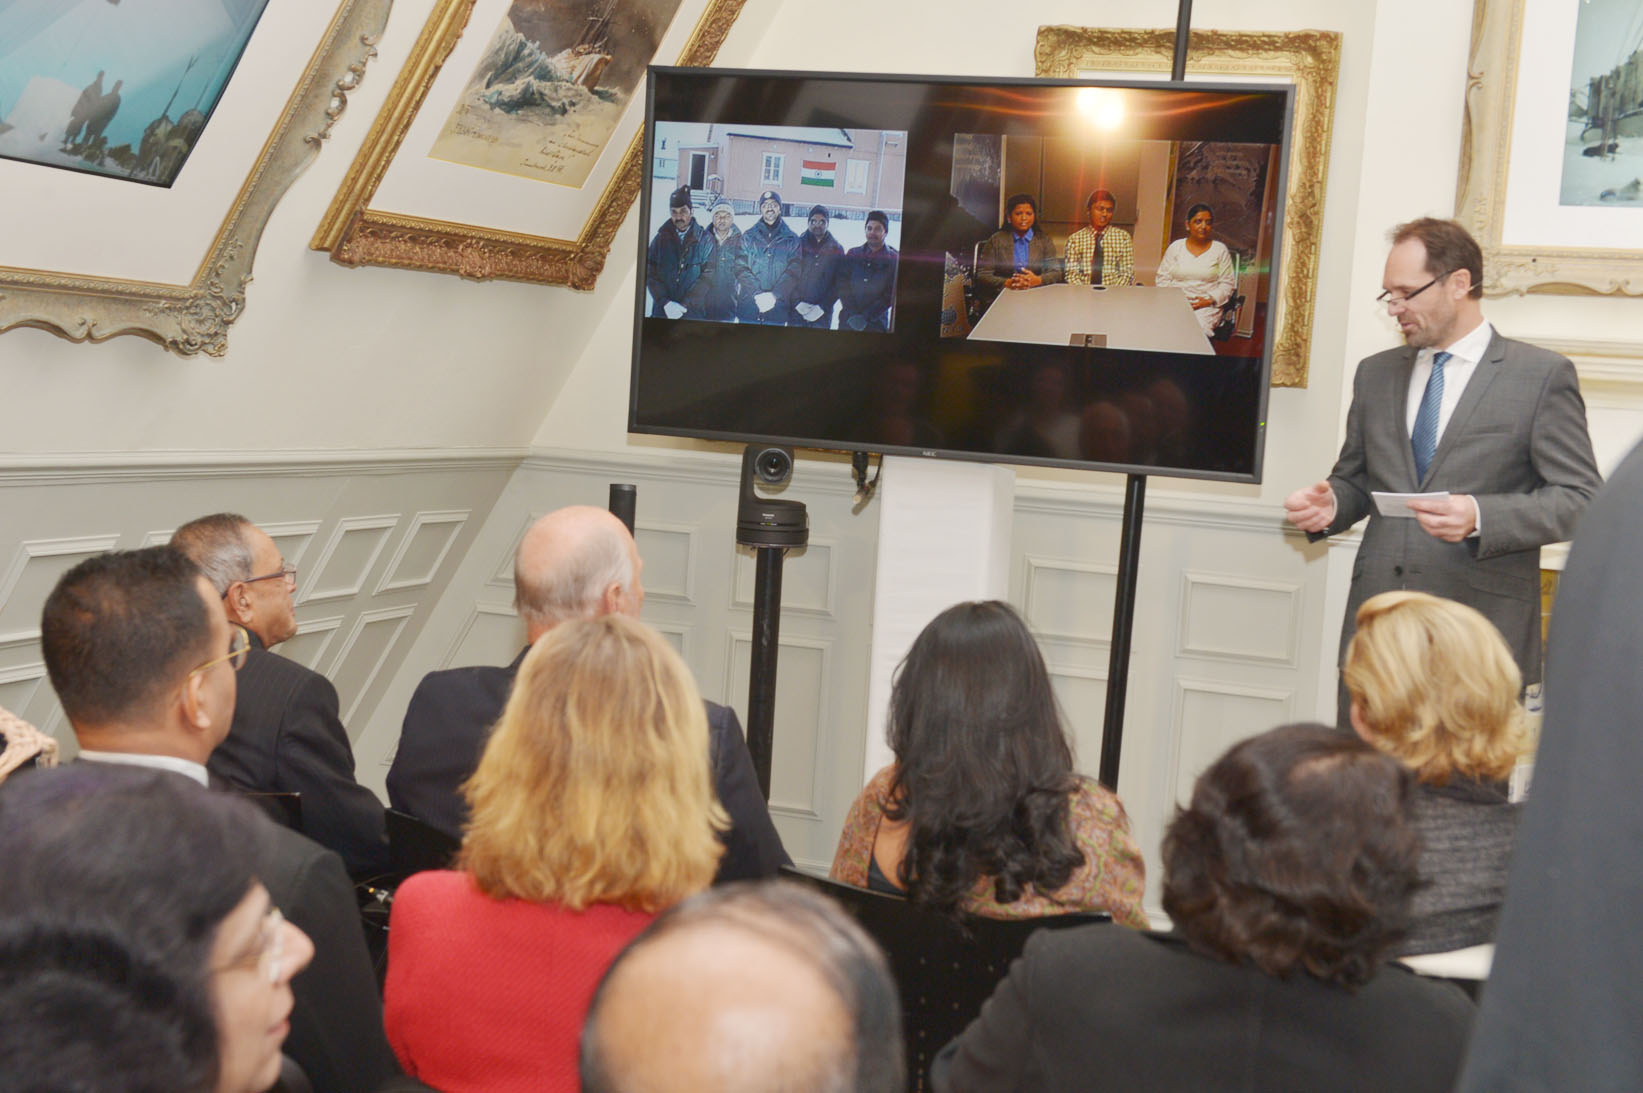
{"left": 1448, "top": 268, "right": 1473, "bottom": 298}
{"left": 598, "top": 581, "right": 624, "bottom": 617}
{"left": 222, "top": 582, "right": 252, "bottom": 626}
{"left": 1348, "top": 700, "right": 1372, "bottom": 742}
{"left": 180, "top": 670, "right": 211, "bottom": 733}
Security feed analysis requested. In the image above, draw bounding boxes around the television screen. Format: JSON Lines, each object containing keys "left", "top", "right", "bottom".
{"left": 630, "top": 67, "right": 1293, "bottom": 483}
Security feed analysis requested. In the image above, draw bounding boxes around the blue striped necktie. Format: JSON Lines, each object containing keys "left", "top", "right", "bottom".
{"left": 1411, "top": 350, "right": 1451, "bottom": 480}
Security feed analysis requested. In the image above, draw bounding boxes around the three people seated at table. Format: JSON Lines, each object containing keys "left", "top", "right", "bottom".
{"left": 830, "top": 600, "right": 1148, "bottom": 927}
{"left": 971, "top": 194, "right": 1238, "bottom": 338}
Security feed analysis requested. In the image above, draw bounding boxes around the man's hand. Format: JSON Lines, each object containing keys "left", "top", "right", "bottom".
{"left": 1408, "top": 494, "right": 1478, "bottom": 542}
{"left": 1283, "top": 481, "right": 1336, "bottom": 534}
{"left": 1007, "top": 268, "right": 1043, "bottom": 290}
{"left": 755, "top": 291, "right": 776, "bottom": 313}
{"left": 662, "top": 300, "right": 687, "bottom": 319}
{"left": 796, "top": 301, "right": 824, "bottom": 322}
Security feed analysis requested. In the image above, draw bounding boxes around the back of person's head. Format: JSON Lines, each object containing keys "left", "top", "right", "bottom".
{"left": 1390, "top": 217, "right": 1485, "bottom": 299}
{"left": 0, "top": 764, "right": 273, "bottom": 1090}
{"left": 0, "top": 921, "right": 216, "bottom": 1092}
{"left": 170, "top": 513, "right": 256, "bottom": 596}
{"left": 886, "top": 600, "right": 1081, "bottom": 914}
{"left": 513, "top": 506, "right": 638, "bottom": 630}
{"left": 1345, "top": 590, "right": 1529, "bottom": 784}
{"left": 40, "top": 545, "right": 210, "bottom": 728}
{"left": 461, "top": 614, "right": 725, "bottom": 909}
{"left": 1161, "top": 723, "right": 1420, "bottom": 988}
{"left": 580, "top": 881, "right": 904, "bottom": 1093}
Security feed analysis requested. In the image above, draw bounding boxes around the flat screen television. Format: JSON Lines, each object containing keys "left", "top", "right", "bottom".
{"left": 629, "top": 67, "right": 1294, "bottom": 483}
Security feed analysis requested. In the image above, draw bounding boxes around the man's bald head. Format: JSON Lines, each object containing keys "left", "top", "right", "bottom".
{"left": 581, "top": 882, "right": 903, "bottom": 1093}
{"left": 512, "top": 506, "right": 644, "bottom": 640}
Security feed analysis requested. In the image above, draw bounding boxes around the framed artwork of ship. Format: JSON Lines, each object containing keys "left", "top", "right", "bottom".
{"left": 1456, "top": 0, "right": 1643, "bottom": 296}
{"left": 313, "top": 0, "right": 750, "bottom": 288}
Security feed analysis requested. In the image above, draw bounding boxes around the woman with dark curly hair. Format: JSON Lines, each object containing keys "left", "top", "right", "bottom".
{"left": 931, "top": 724, "right": 1476, "bottom": 1092}
{"left": 829, "top": 600, "right": 1146, "bottom": 926}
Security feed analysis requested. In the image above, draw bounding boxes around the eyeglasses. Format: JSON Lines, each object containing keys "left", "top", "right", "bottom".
{"left": 239, "top": 564, "right": 297, "bottom": 589}
{"left": 213, "top": 906, "right": 288, "bottom": 985}
{"left": 190, "top": 625, "right": 250, "bottom": 677}
{"left": 1376, "top": 271, "right": 1451, "bottom": 307}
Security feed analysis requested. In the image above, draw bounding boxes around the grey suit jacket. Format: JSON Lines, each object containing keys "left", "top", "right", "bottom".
{"left": 1316, "top": 331, "right": 1601, "bottom": 692}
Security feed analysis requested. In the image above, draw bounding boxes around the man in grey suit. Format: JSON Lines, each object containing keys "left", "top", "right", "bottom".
{"left": 1284, "top": 218, "right": 1602, "bottom": 724}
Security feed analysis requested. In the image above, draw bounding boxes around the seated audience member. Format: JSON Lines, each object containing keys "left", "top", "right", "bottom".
{"left": 385, "top": 614, "right": 726, "bottom": 1093}
{"left": 1154, "top": 202, "right": 1237, "bottom": 336}
{"left": 171, "top": 514, "right": 390, "bottom": 877}
{"left": 646, "top": 185, "right": 710, "bottom": 319}
{"left": 1344, "top": 590, "right": 1529, "bottom": 955}
{"left": 0, "top": 764, "right": 313, "bottom": 1093}
{"left": 792, "top": 204, "right": 844, "bottom": 327}
{"left": 932, "top": 723, "right": 1476, "bottom": 1093}
{"left": 39, "top": 545, "right": 399, "bottom": 1093}
{"left": 1062, "top": 189, "right": 1134, "bottom": 287}
{"left": 0, "top": 705, "right": 57, "bottom": 782}
{"left": 835, "top": 210, "right": 899, "bottom": 332}
{"left": 1456, "top": 438, "right": 1643, "bottom": 1090}
{"left": 580, "top": 881, "right": 904, "bottom": 1093}
{"left": 831, "top": 600, "right": 1147, "bottom": 927}
{"left": 389, "top": 505, "right": 787, "bottom": 881}
{"left": 973, "top": 193, "right": 1061, "bottom": 311}
{"left": 687, "top": 198, "right": 750, "bottom": 321}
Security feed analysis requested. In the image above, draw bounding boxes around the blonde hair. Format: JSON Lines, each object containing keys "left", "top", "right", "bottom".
{"left": 1343, "top": 591, "right": 1530, "bottom": 783}
{"left": 460, "top": 615, "right": 726, "bottom": 910}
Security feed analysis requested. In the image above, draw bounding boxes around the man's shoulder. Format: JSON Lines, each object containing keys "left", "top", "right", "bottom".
{"left": 406, "top": 661, "right": 517, "bottom": 719}
{"left": 1492, "top": 331, "right": 1572, "bottom": 372}
{"left": 242, "top": 646, "right": 331, "bottom": 702}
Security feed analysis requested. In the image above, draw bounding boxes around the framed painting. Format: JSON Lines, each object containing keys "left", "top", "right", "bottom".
{"left": 311, "top": 0, "right": 749, "bottom": 289}
{"left": 0, "top": 0, "right": 393, "bottom": 357}
{"left": 1035, "top": 25, "right": 1341, "bottom": 388}
{"left": 1456, "top": 0, "right": 1643, "bottom": 296}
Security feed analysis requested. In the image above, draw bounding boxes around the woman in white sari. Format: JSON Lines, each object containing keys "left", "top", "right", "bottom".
{"left": 1155, "top": 203, "right": 1236, "bottom": 336}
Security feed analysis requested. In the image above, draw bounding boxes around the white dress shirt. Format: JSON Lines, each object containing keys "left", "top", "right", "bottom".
{"left": 76, "top": 749, "right": 209, "bottom": 787}
{"left": 1405, "top": 319, "right": 1493, "bottom": 440}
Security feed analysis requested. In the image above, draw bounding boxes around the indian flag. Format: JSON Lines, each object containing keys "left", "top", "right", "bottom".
{"left": 800, "top": 160, "right": 837, "bottom": 187}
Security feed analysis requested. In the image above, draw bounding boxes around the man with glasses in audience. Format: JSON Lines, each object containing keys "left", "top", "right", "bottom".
{"left": 1283, "top": 218, "right": 1601, "bottom": 725}
{"left": 173, "top": 514, "right": 390, "bottom": 877}
{"left": 38, "top": 545, "right": 398, "bottom": 1093}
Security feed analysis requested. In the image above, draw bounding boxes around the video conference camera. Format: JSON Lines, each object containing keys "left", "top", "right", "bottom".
{"left": 737, "top": 445, "right": 807, "bottom": 548}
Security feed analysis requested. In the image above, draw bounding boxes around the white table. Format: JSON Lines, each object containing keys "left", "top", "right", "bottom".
{"left": 968, "top": 283, "right": 1214, "bottom": 355}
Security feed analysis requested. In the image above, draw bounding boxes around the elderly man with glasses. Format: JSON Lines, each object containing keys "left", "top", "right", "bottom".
{"left": 172, "top": 514, "right": 390, "bottom": 878}
{"left": 1283, "top": 218, "right": 1602, "bottom": 727}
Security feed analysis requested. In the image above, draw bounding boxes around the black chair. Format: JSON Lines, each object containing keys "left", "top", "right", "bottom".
{"left": 780, "top": 866, "right": 1109, "bottom": 1092}
{"left": 242, "top": 790, "right": 303, "bottom": 832}
{"left": 385, "top": 808, "right": 461, "bottom": 879}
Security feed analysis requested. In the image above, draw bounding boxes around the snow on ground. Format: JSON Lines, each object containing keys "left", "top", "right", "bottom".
{"left": 1559, "top": 121, "right": 1643, "bottom": 205}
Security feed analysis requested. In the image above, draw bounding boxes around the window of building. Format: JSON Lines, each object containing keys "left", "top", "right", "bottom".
{"left": 845, "top": 159, "right": 870, "bottom": 194}
{"left": 762, "top": 153, "right": 784, "bottom": 185}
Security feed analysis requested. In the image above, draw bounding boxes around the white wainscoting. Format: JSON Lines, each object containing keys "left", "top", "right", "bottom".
{"left": 0, "top": 451, "right": 519, "bottom": 780}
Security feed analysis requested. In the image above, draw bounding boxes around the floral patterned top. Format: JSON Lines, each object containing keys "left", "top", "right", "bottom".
{"left": 829, "top": 765, "right": 1148, "bottom": 928}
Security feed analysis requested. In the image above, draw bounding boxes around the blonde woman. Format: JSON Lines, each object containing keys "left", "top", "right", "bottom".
{"left": 1344, "top": 590, "right": 1531, "bottom": 955}
{"left": 384, "top": 615, "right": 726, "bottom": 1093}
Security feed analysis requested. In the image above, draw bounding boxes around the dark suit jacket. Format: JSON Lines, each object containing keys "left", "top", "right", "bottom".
{"left": 211, "top": 633, "right": 391, "bottom": 878}
{"left": 387, "top": 647, "right": 791, "bottom": 883}
{"left": 974, "top": 227, "right": 1061, "bottom": 309}
{"left": 932, "top": 926, "right": 1475, "bottom": 1092}
{"left": 1316, "top": 331, "right": 1601, "bottom": 711}
{"left": 1459, "top": 439, "right": 1643, "bottom": 1091}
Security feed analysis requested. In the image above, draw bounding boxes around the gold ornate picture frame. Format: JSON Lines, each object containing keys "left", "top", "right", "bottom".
{"left": 1455, "top": 0, "right": 1643, "bottom": 297}
{"left": 1035, "top": 25, "right": 1341, "bottom": 388}
{"left": 311, "top": 0, "right": 748, "bottom": 289}
{"left": 0, "top": 0, "right": 393, "bottom": 358}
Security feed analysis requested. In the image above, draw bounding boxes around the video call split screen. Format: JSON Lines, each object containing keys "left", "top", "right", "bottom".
{"left": 632, "top": 70, "right": 1292, "bottom": 482}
